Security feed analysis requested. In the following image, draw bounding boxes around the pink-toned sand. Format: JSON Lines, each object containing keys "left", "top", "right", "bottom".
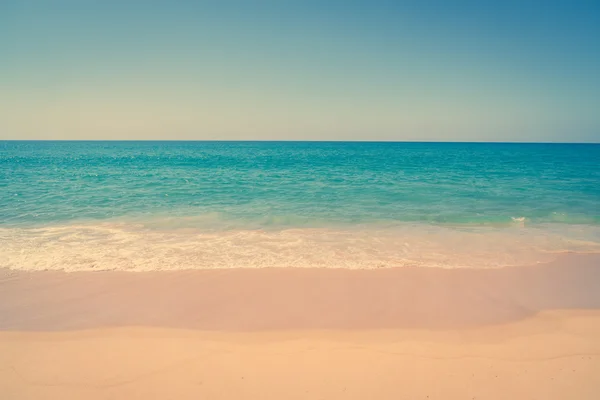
{"left": 1, "top": 254, "right": 600, "bottom": 399}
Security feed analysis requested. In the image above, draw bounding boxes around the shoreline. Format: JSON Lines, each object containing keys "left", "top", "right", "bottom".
{"left": 4, "top": 221, "right": 599, "bottom": 272}
{"left": 1, "top": 253, "right": 599, "bottom": 331}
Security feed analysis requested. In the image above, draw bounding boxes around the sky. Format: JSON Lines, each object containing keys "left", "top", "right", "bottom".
{"left": 1, "top": 0, "right": 599, "bottom": 142}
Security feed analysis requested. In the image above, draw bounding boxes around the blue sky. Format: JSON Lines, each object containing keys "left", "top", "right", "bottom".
{"left": 1, "top": 1, "right": 599, "bottom": 141}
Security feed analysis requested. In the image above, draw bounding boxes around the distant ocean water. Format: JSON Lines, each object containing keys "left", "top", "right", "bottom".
{"left": 1, "top": 141, "right": 599, "bottom": 271}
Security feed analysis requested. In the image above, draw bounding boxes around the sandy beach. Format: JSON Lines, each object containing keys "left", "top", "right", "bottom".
{"left": 4, "top": 0, "right": 600, "bottom": 397}
{"left": 1, "top": 254, "right": 600, "bottom": 399}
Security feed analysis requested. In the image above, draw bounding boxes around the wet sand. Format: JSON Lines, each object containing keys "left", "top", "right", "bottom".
{"left": 1, "top": 254, "right": 599, "bottom": 399}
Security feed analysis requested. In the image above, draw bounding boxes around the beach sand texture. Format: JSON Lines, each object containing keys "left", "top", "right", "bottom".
{"left": 1, "top": 254, "right": 600, "bottom": 399}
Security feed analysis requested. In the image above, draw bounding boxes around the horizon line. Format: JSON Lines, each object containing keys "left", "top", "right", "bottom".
{"left": 2, "top": 140, "right": 599, "bottom": 144}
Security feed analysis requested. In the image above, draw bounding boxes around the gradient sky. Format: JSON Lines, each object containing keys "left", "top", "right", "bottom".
{"left": 2, "top": 1, "right": 599, "bottom": 141}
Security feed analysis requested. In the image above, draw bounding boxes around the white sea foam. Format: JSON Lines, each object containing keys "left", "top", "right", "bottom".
{"left": 511, "top": 216, "right": 527, "bottom": 227}
{"left": 1, "top": 221, "right": 599, "bottom": 272}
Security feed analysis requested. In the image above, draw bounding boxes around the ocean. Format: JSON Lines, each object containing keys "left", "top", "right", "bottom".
{"left": 1, "top": 141, "right": 599, "bottom": 271}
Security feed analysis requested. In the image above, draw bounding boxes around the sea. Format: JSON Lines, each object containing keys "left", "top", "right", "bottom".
{"left": 1, "top": 141, "right": 599, "bottom": 271}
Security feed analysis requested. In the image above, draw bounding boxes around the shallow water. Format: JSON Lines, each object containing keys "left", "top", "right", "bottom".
{"left": 1, "top": 141, "right": 599, "bottom": 270}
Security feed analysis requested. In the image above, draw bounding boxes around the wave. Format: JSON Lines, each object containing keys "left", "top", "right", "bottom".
{"left": 1, "top": 220, "right": 599, "bottom": 272}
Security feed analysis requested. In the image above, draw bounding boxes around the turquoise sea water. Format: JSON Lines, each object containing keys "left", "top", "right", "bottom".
{"left": 1, "top": 141, "right": 599, "bottom": 271}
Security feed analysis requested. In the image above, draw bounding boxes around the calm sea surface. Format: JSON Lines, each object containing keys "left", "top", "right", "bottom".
{"left": 1, "top": 141, "right": 599, "bottom": 271}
